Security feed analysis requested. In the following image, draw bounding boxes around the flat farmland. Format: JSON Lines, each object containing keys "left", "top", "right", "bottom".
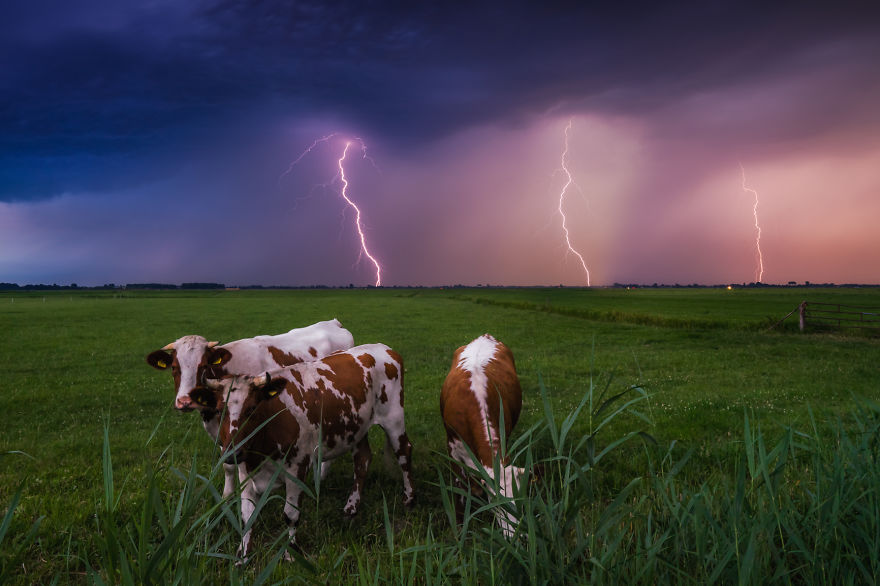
{"left": 1, "top": 287, "right": 878, "bottom": 583}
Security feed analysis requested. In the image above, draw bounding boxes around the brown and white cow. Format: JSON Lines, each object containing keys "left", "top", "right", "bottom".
{"left": 145, "top": 319, "right": 355, "bottom": 496}
{"left": 440, "top": 334, "right": 524, "bottom": 537}
{"left": 196, "top": 343, "right": 414, "bottom": 559}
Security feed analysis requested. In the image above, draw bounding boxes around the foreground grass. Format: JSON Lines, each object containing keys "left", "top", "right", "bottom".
{"left": 4, "top": 377, "right": 879, "bottom": 583}
{"left": 1, "top": 287, "right": 878, "bottom": 582}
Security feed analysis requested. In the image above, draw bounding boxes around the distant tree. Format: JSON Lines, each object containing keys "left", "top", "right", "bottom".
{"left": 126, "top": 283, "right": 178, "bottom": 289}
{"left": 180, "top": 283, "right": 224, "bottom": 289}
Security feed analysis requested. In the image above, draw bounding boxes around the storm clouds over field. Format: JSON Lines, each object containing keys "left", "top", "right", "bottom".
{"left": 2, "top": 1, "right": 880, "bottom": 286}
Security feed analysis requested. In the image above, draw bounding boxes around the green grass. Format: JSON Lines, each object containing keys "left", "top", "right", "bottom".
{"left": 1, "top": 287, "right": 879, "bottom": 583}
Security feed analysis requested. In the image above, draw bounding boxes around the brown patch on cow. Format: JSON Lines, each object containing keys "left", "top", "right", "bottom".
{"left": 379, "top": 384, "right": 389, "bottom": 404}
{"left": 385, "top": 349, "right": 404, "bottom": 406}
{"left": 204, "top": 363, "right": 229, "bottom": 380}
{"left": 386, "top": 349, "right": 403, "bottom": 368}
{"left": 318, "top": 354, "right": 368, "bottom": 406}
{"left": 268, "top": 346, "right": 305, "bottom": 367}
{"left": 196, "top": 346, "right": 231, "bottom": 380}
{"left": 384, "top": 361, "right": 398, "bottom": 380}
{"left": 309, "top": 346, "right": 318, "bottom": 357}
{"left": 358, "top": 353, "right": 376, "bottom": 369}
{"left": 441, "top": 366, "right": 495, "bottom": 466}
{"left": 171, "top": 354, "right": 182, "bottom": 391}
{"left": 483, "top": 342, "right": 522, "bottom": 434}
{"left": 282, "top": 354, "right": 370, "bottom": 441}
{"left": 317, "top": 354, "right": 370, "bottom": 441}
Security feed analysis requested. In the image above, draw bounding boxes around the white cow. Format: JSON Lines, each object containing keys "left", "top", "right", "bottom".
{"left": 146, "top": 319, "right": 354, "bottom": 496}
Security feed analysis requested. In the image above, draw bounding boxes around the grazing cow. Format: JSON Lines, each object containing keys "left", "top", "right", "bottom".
{"left": 196, "top": 343, "right": 414, "bottom": 559}
{"left": 440, "top": 334, "right": 524, "bottom": 537}
{"left": 145, "top": 319, "right": 354, "bottom": 496}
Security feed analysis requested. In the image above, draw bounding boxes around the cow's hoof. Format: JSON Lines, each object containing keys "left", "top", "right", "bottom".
{"left": 282, "top": 543, "right": 302, "bottom": 562}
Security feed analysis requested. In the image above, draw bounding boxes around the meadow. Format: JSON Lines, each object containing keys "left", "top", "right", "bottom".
{"left": 1, "top": 286, "right": 879, "bottom": 583}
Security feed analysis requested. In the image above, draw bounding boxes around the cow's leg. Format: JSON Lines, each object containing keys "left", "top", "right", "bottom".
{"left": 450, "top": 460, "right": 467, "bottom": 526}
{"left": 383, "top": 426, "right": 415, "bottom": 507}
{"left": 237, "top": 463, "right": 258, "bottom": 564}
{"left": 446, "top": 433, "right": 477, "bottom": 527}
{"left": 491, "top": 465, "right": 519, "bottom": 538}
{"left": 281, "top": 457, "right": 310, "bottom": 561}
{"left": 319, "top": 459, "right": 332, "bottom": 480}
{"left": 222, "top": 463, "right": 236, "bottom": 498}
{"left": 344, "top": 435, "right": 372, "bottom": 516}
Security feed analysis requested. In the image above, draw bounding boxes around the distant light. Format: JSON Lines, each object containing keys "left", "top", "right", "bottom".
{"left": 727, "top": 285, "right": 733, "bottom": 290}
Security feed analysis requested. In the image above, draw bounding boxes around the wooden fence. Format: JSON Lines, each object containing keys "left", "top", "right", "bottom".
{"left": 797, "top": 301, "right": 880, "bottom": 332}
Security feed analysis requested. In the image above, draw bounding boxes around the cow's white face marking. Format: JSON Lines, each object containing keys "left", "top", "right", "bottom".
{"left": 220, "top": 380, "right": 250, "bottom": 434}
{"left": 172, "top": 335, "right": 212, "bottom": 406}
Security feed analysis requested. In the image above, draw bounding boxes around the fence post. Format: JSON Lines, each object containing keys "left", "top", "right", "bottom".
{"left": 798, "top": 301, "right": 807, "bottom": 332}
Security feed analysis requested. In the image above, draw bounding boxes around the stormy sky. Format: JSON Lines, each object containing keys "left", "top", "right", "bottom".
{"left": 3, "top": 1, "right": 879, "bottom": 286}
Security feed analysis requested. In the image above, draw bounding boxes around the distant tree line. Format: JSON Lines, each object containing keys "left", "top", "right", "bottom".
{"left": 125, "top": 283, "right": 226, "bottom": 290}
{"left": 0, "top": 282, "right": 225, "bottom": 290}
{"left": 610, "top": 282, "right": 866, "bottom": 289}
{"left": 0, "top": 282, "right": 115, "bottom": 290}
{"left": 2, "top": 281, "right": 876, "bottom": 291}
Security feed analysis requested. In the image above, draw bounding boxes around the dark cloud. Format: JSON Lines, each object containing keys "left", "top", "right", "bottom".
{"left": 2, "top": 0, "right": 879, "bottom": 201}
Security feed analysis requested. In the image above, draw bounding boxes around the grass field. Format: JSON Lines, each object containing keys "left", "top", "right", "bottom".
{"left": 1, "top": 287, "right": 879, "bottom": 583}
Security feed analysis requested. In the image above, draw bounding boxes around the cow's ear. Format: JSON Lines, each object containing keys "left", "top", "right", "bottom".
{"left": 256, "top": 374, "right": 286, "bottom": 401}
{"left": 146, "top": 350, "right": 173, "bottom": 370}
{"left": 190, "top": 387, "right": 219, "bottom": 410}
{"left": 206, "top": 347, "right": 232, "bottom": 367}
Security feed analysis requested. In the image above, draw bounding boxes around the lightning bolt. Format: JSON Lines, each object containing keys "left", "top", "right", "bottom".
{"left": 557, "top": 119, "right": 591, "bottom": 286}
{"left": 739, "top": 162, "right": 764, "bottom": 283}
{"left": 338, "top": 141, "right": 382, "bottom": 286}
{"left": 280, "top": 134, "right": 384, "bottom": 287}
{"left": 278, "top": 133, "right": 339, "bottom": 184}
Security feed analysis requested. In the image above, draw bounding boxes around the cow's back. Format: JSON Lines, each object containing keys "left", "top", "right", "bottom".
{"left": 441, "top": 334, "right": 522, "bottom": 466}
{"left": 280, "top": 343, "right": 402, "bottom": 454}
{"left": 224, "top": 319, "right": 354, "bottom": 374}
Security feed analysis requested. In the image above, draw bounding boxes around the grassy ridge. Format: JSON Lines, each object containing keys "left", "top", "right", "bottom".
{"left": 1, "top": 287, "right": 878, "bottom": 582}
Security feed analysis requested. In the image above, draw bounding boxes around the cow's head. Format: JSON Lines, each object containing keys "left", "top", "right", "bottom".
{"left": 146, "top": 335, "right": 232, "bottom": 411}
{"left": 199, "top": 373, "right": 288, "bottom": 439}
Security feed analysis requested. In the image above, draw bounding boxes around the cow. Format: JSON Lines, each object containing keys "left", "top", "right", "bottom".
{"left": 194, "top": 343, "right": 414, "bottom": 560}
{"left": 145, "top": 319, "right": 355, "bottom": 497}
{"left": 439, "top": 334, "right": 524, "bottom": 537}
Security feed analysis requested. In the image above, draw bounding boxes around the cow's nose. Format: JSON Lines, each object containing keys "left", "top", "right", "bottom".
{"left": 175, "top": 396, "right": 194, "bottom": 411}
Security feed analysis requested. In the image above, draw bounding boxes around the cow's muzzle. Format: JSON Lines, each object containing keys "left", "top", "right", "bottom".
{"left": 175, "top": 396, "right": 195, "bottom": 411}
